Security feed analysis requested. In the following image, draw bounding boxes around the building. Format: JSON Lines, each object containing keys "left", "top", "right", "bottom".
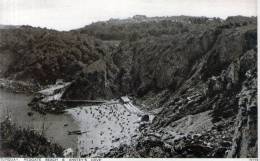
{"left": 120, "top": 96, "right": 130, "bottom": 104}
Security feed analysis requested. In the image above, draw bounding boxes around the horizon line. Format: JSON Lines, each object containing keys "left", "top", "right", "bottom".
{"left": 0, "top": 14, "right": 257, "bottom": 32}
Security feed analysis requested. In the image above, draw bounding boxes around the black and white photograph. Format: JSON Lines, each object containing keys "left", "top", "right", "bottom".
{"left": 0, "top": 0, "right": 258, "bottom": 158}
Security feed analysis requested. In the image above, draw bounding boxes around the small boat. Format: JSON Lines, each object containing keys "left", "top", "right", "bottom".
{"left": 68, "top": 130, "right": 88, "bottom": 135}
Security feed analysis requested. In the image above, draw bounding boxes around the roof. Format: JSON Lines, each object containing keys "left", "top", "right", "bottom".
{"left": 38, "top": 82, "right": 71, "bottom": 96}
{"left": 120, "top": 96, "right": 130, "bottom": 103}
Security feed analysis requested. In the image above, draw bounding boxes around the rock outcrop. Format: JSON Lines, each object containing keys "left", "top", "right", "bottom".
{"left": 102, "top": 16, "right": 257, "bottom": 158}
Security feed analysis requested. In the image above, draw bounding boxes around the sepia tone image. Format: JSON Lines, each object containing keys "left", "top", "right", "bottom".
{"left": 0, "top": 0, "right": 257, "bottom": 158}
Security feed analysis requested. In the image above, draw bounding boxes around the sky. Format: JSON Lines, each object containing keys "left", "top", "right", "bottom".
{"left": 0, "top": 0, "right": 257, "bottom": 31}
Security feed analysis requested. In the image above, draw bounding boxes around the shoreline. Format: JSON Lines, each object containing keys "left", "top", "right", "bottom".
{"left": 0, "top": 78, "right": 41, "bottom": 94}
{"left": 0, "top": 88, "right": 79, "bottom": 157}
{"left": 0, "top": 82, "right": 149, "bottom": 158}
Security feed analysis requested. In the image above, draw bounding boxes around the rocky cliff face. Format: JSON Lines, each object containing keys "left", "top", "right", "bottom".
{"left": 100, "top": 16, "right": 257, "bottom": 158}
{"left": 227, "top": 52, "right": 257, "bottom": 157}
{"left": 0, "top": 16, "right": 257, "bottom": 157}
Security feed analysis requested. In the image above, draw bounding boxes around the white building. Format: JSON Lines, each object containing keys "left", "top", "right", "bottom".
{"left": 120, "top": 96, "right": 130, "bottom": 104}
